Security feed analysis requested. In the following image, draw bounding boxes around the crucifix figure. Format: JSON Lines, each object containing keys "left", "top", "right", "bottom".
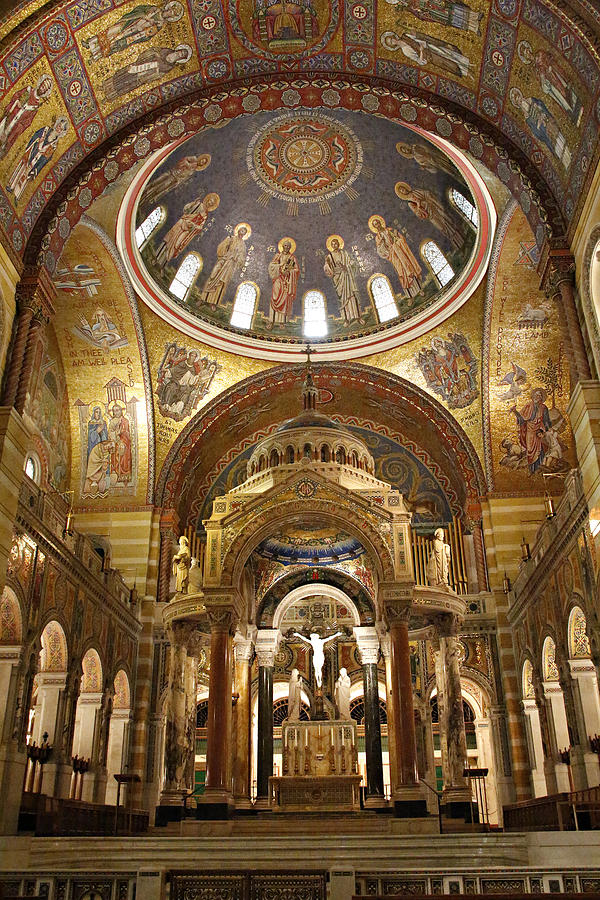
{"left": 293, "top": 631, "right": 342, "bottom": 688}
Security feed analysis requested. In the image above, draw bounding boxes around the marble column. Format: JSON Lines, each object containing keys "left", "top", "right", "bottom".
{"left": 354, "top": 626, "right": 384, "bottom": 807}
{"left": 202, "top": 608, "right": 235, "bottom": 814}
{"left": 160, "top": 621, "right": 196, "bottom": 818}
{"left": 379, "top": 633, "right": 398, "bottom": 798}
{"left": 531, "top": 668, "right": 560, "bottom": 795}
{"left": 0, "top": 645, "right": 26, "bottom": 835}
{"left": 232, "top": 633, "right": 253, "bottom": 808}
{"left": 569, "top": 657, "right": 600, "bottom": 787}
{"left": 558, "top": 659, "right": 589, "bottom": 790}
{"left": 255, "top": 629, "right": 279, "bottom": 809}
{"left": 54, "top": 664, "right": 82, "bottom": 799}
{"left": 436, "top": 614, "right": 471, "bottom": 818}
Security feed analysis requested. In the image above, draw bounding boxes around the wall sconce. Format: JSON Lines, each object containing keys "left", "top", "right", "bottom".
{"left": 544, "top": 493, "right": 556, "bottom": 519}
{"left": 520, "top": 537, "right": 531, "bottom": 561}
{"left": 62, "top": 489, "right": 75, "bottom": 539}
{"left": 503, "top": 572, "right": 512, "bottom": 594}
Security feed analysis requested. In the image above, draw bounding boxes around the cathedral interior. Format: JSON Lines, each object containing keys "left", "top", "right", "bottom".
{"left": 1, "top": 0, "right": 600, "bottom": 896}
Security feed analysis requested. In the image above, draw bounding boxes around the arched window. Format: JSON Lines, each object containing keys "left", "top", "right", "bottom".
{"left": 422, "top": 240, "right": 454, "bottom": 287}
{"left": 24, "top": 452, "right": 41, "bottom": 484}
{"left": 369, "top": 274, "right": 398, "bottom": 323}
{"left": 135, "top": 206, "right": 164, "bottom": 249}
{"left": 350, "top": 696, "right": 387, "bottom": 725}
{"left": 522, "top": 659, "right": 535, "bottom": 699}
{"left": 303, "top": 290, "right": 328, "bottom": 338}
{"left": 230, "top": 282, "right": 258, "bottom": 330}
{"left": 450, "top": 188, "right": 478, "bottom": 228}
{"left": 169, "top": 253, "right": 202, "bottom": 300}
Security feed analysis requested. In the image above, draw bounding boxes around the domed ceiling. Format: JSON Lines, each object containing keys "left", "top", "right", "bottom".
{"left": 119, "top": 108, "right": 495, "bottom": 359}
{"left": 255, "top": 523, "right": 364, "bottom": 565}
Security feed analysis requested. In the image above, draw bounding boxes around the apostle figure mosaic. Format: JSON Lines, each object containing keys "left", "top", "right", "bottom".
{"left": 135, "top": 110, "right": 478, "bottom": 351}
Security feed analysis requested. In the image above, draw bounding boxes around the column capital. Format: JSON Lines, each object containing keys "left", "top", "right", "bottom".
{"left": 233, "top": 633, "right": 254, "bottom": 663}
{"left": 433, "top": 611, "right": 462, "bottom": 637}
{"left": 353, "top": 625, "right": 380, "bottom": 666}
{"left": 16, "top": 266, "right": 56, "bottom": 319}
{"left": 379, "top": 581, "right": 413, "bottom": 626}
{"left": 255, "top": 628, "right": 280, "bottom": 667}
{"left": 169, "top": 620, "right": 197, "bottom": 647}
{"left": 203, "top": 586, "right": 242, "bottom": 633}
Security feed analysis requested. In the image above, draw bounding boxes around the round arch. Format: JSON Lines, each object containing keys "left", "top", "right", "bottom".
{"left": 542, "top": 635, "right": 559, "bottom": 682}
{"left": 567, "top": 605, "right": 592, "bottom": 660}
{"left": 80, "top": 647, "right": 103, "bottom": 693}
{"left": 272, "top": 584, "right": 363, "bottom": 631}
{"left": 0, "top": 586, "right": 22, "bottom": 644}
{"left": 39, "top": 620, "right": 68, "bottom": 673}
{"left": 223, "top": 501, "right": 394, "bottom": 592}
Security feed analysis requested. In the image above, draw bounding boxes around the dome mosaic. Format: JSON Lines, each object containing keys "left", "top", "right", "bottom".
{"left": 118, "top": 108, "right": 495, "bottom": 360}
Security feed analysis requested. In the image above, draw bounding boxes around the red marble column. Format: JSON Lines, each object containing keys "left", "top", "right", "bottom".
{"left": 388, "top": 609, "right": 419, "bottom": 788}
{"left": 204, "top": 609, "right": 234, "bottom": 806}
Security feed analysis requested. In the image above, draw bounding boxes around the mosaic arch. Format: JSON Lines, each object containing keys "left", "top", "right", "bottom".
{"left": 158, "top": 363, "right": 486, "bottom": 517}
{"left": 40, "top": 620, "right": 68, "bottom": 672}
{"left": 118, "top": 108, "right": 494, "bottom": 360}
{"left": 568, "top": 605, "right": 591, "bottom": 659}
{"left": 81, "top": 647, "right": 102, "bottom": 693}
{"left": 542, "top": 635, "right": 559, "bottom": 682}
{"left": 522, "top": 658, "right": 535, "bottom": 700}
{"left": 257, "top": 568, "right": 375, "bottom": 628}
{"left": 0, "top": 586, "right": 22, "bottom": 644}
{"left": 1, "top": 0, "right": 599, "bottom": 263}
{"left": 113, "top": 669, "right": 131, "bottom": 710}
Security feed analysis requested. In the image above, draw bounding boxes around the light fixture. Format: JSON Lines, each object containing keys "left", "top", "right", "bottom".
{"left": 520, "top": 536, "right": 531, "bottom": 562}
{"left": 544, "top": 493, "right": 556, "bottom": 519}
{"left": 503, "top": 572, "right": 512, "bottom": 594}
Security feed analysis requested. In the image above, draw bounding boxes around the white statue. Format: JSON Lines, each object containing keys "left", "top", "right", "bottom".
{"left": 188, "top": 556, "right": 202, "bottom": 592}
{"left": 293, "top": 630, "right": 342, "bottom": 688}
{"left": 287, "top": 668, "right": 302, "bottom": 720}
{"left": 426, "top": 527, "right": 451, "bottom": 590}
{"left": 172, "top": 535, "right": 191, "bottom": 594}
{"left": 334, "top": 667, "right": 351, "bottom": 719}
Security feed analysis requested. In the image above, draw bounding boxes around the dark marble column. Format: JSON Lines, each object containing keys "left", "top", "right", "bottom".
{"left": 354, "top": 627, "right": 384, "bottom": 806}
{"left": 256, "top": 655, "right": 274, "bottom": 806}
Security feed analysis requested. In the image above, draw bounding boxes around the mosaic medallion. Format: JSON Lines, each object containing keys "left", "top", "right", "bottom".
{"left": 247, "top": 113, "right": 362, "bottom": 206}
{"left": 229, "top": 0, "right": 340, "bottom": 60}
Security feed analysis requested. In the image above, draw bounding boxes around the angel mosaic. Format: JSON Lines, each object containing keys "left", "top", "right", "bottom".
{"left": 82, "top": 2, "right": 184, "bottom": 61}
{"left": 509, "top": 88, "right": 571, "bottom": 171}
{"left": 368, "top": 215, "right": 422, "bottom": 297}
{"left": 323, "top": 235, "right": 362, "bottom": 323}
{"left": 0, "top": 74, "right": 53, "bottom": 156}
{"left": 154, "top": 192, "right": 220, "bottom": 270}
{"left": 384, "top": 0, "right": 483, "bottom": 35}
{"left": 416, "top": 333, "right": 478, "bottom": 409}
{"left": 395, "top": 181, "right": 465, "bottom": 249}
{"left": 156, "top": 343, "right": 220, "bottom": 421}
{"left": 6, "top": 116, "right": 68, "bottom": 203}
{"left": 200, "top": 223, "right": 251, "bottom": 307}
{"left": 268, "top": 238, "right": 299, "bottom": 325}
{"left": 142, "top": 153, "right": 211, "bottom": 207}
{"left": 380, "top": 30, "right": 473, "bottom": 78}
{"left": 101, "top": 44, "right": 192, "bottom": 103}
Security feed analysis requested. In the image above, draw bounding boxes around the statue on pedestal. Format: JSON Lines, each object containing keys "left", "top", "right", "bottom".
{"left": 426, "top": 527, "right": 451, "bottom": 590}
{"left": 172, "top": 535, "right": 191, "bottom": 594}
{"left": 293, "top": 630, "right": 342, "bottom": 688}
{"left": 334, "top": 667, "right": 351, "bottom": 719}
{"left": 287, "top": 668, "right": 302, "bottom": 721}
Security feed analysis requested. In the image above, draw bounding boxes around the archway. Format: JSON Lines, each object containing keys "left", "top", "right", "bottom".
{"left": 521, "top": 658, "right": 547, "bottom": 798}
{"left": 105, "top": 669, "right": 132, "bottom": 806}
{"left": 567, "top": 606, "right": 600, "bottom": 788}
{"left": 0, "top": 587, "right": 23, "bottom": 742}
{"left": 71, "top": 648, "right": 103, "bottom": 801}
{"left": 29, "top": 620, "right": 68, "bottom": 796}
{"left": 541, "top": 636, "right": 571, "bottom": 793}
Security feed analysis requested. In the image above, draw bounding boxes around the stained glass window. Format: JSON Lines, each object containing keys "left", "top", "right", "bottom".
{"left": 169, "top": 253, "right": 202, "bottom": 300}
{"left": 303, "top": 290, "right": 328, "bottom": 337}
{"left": 370, "top": 274, "right": 398, "bottom": 322}
{"left": 451, "top": 188, "right": 478, "bottom": 227}
{"left": 135, "top": 206, "right": 164, "bottom": 249}
{"left": 422, "top": 240, "right": 455, "bottom": 287}
{"left": 569, "top": 606, "right": 591, "bottom": 658}
{"left": 230, "top": 282, "right": 258, "bottom": 329}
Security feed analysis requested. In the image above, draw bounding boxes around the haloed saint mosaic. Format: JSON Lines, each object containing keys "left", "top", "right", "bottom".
{"left": 121, "top": 108, "right": 491, "bottom": 355}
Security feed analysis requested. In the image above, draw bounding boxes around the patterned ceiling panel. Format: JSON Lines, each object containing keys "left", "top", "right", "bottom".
{"left": 0, "top": 0, "right": 597, "bottom": 264}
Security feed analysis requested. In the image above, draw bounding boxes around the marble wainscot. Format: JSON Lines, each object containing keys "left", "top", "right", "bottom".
{"left": 270, "top": 720, "right": 361, "bottom": 811}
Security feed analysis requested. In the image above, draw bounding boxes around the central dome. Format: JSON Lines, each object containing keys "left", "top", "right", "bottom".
{"left": 118, "top": 107, "right": 495, "bottom": 360}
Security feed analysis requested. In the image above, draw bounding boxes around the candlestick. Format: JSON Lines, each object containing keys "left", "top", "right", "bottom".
{"left": 330, "top": 728, "right": 334, "bottom": 747}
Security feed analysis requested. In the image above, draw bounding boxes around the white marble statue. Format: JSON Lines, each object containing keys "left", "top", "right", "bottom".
{"left": 293, "top": 630, "right": 342, "bottom": 688}
{"left": 287, "top": 667, "right": 302, "bottom": 720}
{"left": 426, "top": 527, "right": 451, "bottom": 590}
{"left": 172, "top": 535, "right": 191, "bottom": 594}
{"left": 334, "top": 667, "right": 351, "bottom": 719}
